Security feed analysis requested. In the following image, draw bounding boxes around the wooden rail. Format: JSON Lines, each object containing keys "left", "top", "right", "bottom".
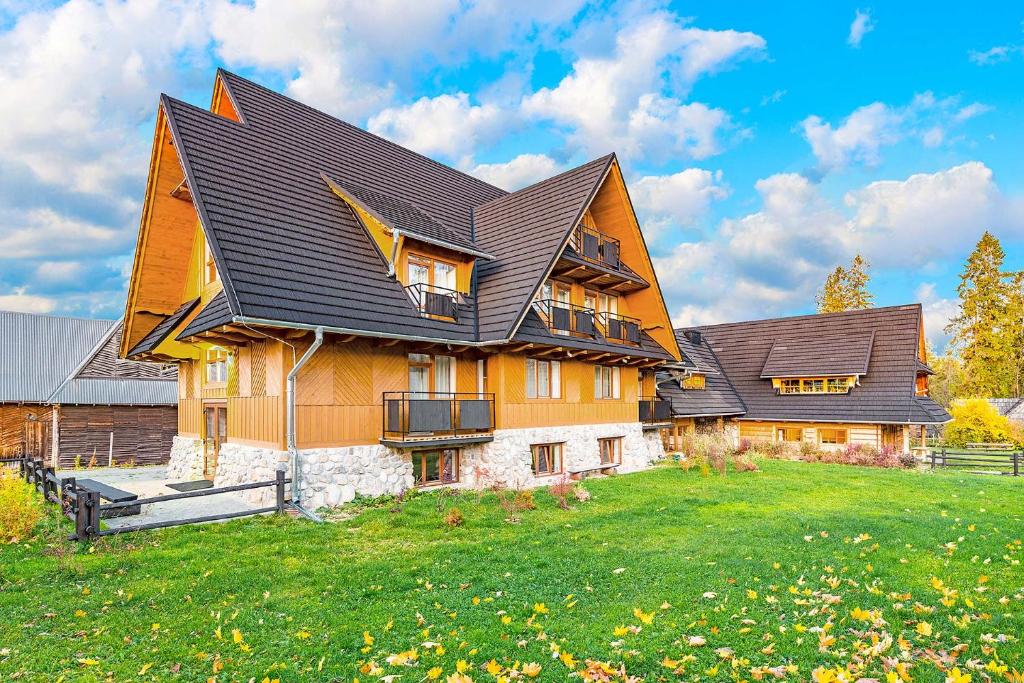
{"left": 2, "top": 456, "right": 292, "bottom": 540}
{"left": 929, "top": 448, "right": 1020, "bottom": 476}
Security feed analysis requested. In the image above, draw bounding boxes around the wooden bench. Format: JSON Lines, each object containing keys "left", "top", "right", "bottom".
{"left": 75, "top": 479, "right": 141, "bottom": 518}
{"left": 569, "top": 463, "right": 620, "bottom": 480}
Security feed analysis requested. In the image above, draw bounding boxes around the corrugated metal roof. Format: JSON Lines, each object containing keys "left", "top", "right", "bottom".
{"left": 0, "top": 311, "right": 113, "bottom": 402}
{"left": 0, "top": 310, "right": 176, "bottom": 405}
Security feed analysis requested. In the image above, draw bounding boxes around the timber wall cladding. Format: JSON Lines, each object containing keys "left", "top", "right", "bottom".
{"left": 1, "top": 404, "right": 52, "bottom": 457}
{"left": 58, "top": 405, "right": 177, "bottom": 468}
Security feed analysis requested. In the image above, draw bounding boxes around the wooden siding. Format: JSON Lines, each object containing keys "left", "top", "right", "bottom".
{"left": 1, "top": 404, "right": 52, "bottom": 458}
{"left": 179, "top": 398, "right": 203, "bottom": 437}
{"left": 738, "top": 421, "right": 882, "bottom": 449}
{"left": 57, "top": 405, "right": 176, "bottom": 468}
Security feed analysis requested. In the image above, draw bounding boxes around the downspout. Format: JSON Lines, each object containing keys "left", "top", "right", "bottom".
{"left": 287, "top": 326, "right": 324, "bottom": 521}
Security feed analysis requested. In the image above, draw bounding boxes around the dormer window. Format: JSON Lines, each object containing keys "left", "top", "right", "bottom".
{"left": 776, "top": 377, "right": 853, "bottom": 394}
{"left": 681, "top": 373, "right": 706, "bottom": 390}
{"left": 405, "top": 251, "right": 459, "bottom": 320}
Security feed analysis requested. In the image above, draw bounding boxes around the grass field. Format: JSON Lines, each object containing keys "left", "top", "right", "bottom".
{"left": 1, "top": 459, "right": 1022, "bottom": 682}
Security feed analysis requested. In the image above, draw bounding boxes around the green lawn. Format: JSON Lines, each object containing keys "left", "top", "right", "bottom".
{"left": 1, "top": 460, "right": 1022, "bottom": 682}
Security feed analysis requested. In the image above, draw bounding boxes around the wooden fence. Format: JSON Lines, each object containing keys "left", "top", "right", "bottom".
{"left": 928, "top": 447, "right": 1021, "bottom": 476}
{"left": 1, "top": 456, "right": 291, "bottom": 540}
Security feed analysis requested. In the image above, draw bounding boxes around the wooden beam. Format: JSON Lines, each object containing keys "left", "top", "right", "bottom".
{"left": 535, "top": 346, "right": 565, "bottom": 357}
{"left": 376, "top": 338, "right": 401, "bottom": 348}
{"left": 335, "top": 334, "right": 357, "bottom": 343}
{"left": 506, "top": 343, "right": 534, "bottom": 353}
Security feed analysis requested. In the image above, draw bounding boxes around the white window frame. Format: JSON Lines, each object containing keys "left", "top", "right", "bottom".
{"left": 594, "top": 365, "right": 620, "bottom": 399}
{"left": 526, "top": 358, "right": 561, "bottom": 399}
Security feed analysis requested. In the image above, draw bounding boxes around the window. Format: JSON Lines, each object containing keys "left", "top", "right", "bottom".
{"left": 206, "top": 347, "right": 227, "bottom": 384}
{"left": 597, "top": 292, "right": 618, "bottom": 316}
{"left": 414, "top": 449, "right": 459, "bottom": 486}
{"left": 407, "top": 253, "right": 457, "bottom": 290}
{"left": 777, "top": 377, "right": 852, "bottom": 394}
{"left": 777, "top": 427, "right": 802, "bottom": 442}
{"left": 595, "top": 365, "right": 621, "bottom": 399}
{"left": 531, "top": 443, "right": 564, "bottom": 476}
{"left": 681, "top": 374, "right": 706, "bottom": 390}
{"left": 409, "top": 353, "right": 454, "bottom": 396}
{"left": 477, "top": 359, "right": 488, "bottom": 396}
{"left": 598, "top": 437, "right": 622, "bottom": 465}
{"left": 818, "top": 428, "right": 848, "bottom": 445}
{"left": 526, "top": 358, "right": 561, "bottom": 399}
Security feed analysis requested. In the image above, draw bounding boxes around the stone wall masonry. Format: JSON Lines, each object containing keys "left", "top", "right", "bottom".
{"left": 165, "top": 436, "right": 203, "bottom": 481}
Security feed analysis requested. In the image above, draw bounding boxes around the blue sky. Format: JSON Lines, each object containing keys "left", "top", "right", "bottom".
{"left": 1, "top": 1, "right": 1022, "bottom": 351}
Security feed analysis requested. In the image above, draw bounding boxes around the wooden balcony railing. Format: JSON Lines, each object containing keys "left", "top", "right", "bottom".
{"left": 382, "top": 392, "right": 494, "bottom": 444}
{"left": 405, "top": 283, "right": 460, "bottom": 320}
{"left": 638, "top": 395, "right": 672, "bottom": 425}
{"left": 532, "top": 299, "right": 596, "bottom": 338}
{"left": 597, "top": 311, "right": 642, "bottom": 345}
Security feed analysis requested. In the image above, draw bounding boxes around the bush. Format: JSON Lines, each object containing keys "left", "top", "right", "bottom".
{"left": 442, "top": 507, "right": 464, "bottom": 527}
{"left": 514, "top": 489, "right": 536, "bottom": 511}
{"left": 678, "top": 432, "right": 734, "bottom": 476}
{"left": 548, "top": 475, "right": 574, "bottom": 510}
{"left": 0, "top": 470, "right": 43, "bottom": 543}
{"left": 944, "top": 398, "right": 1015, "bottom": 447}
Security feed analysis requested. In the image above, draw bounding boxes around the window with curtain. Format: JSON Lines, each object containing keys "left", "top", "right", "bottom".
{"left": 526, "top": 358, "right": 561, "bottom": 399}
{"left": 594, "top": 365, "right": 620, "bottom": 399}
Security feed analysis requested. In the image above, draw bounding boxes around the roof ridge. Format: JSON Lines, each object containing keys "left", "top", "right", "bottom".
{"left": 682, "top": 303, "right": 923, "bottom": 331}
{"left": 0, "top": 309, "right": 115, "bottom": 324}
{"left": 474, "top": 153, "right": 614, "bottom": 211}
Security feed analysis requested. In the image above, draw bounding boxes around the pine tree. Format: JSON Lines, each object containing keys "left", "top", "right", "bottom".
{"left": 945, "top": 231, "right": 1012, "bottom": 396}
{"left": 815, "top": 255, "right": 873, "bottom": 313}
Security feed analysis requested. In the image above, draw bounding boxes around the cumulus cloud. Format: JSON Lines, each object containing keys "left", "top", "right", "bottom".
{"left": 847, "top": 9, "right": 874, "bottom": 48}
{"left": 0, "top": 288, "right": 56, "bottom": 314}
{"left": 630, "top": 169, "right": 729, "bottom": 241}
{"left": 916, "top": 283, "right": 959, "bottom": 351}
{"left": 801, "top": 93, "right": 993, "bottom": 173}
{"left": 522, "top": 12, "right": 765, "bottom": 162}
{"left": 968, "top": 45, "right": 1021, "bottom": 65}
{"left": 468, "top": 154, "right": 563, "bottom": 191}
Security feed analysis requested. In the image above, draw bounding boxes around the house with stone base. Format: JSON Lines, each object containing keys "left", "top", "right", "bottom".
{"left": 656, "top": 305, "right": 951, "bottom": 452}
{"left": 121, "top": 70, "right": 679, "bottom": 510}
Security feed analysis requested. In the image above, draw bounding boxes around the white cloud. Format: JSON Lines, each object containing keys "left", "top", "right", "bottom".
{"left": 0, "top": 288, "right": 56, "bottom": 314}
{"left": 0, "top": 209, "right": 124, "bottom": 260}
{"left": 916, "top": 283, "right": 958, "bottom": 351}
{"left": 367, "top": 93, "right": 507, "bottom": 161}
{"left": 630, "top": 169, "right": 729, "bottom": 241}
{"left": 954, "top": 102, "right": 993, "bottom": 122}
{"left": 522, "top": 12, "right": 765, "bottom": 161}
{"left": 968, "top": 45, "right": 1020, "bottom": 65}
{"left": 468, "top": 154, "right": 563, "bottom": 191}
{"left": 35, "top": 261, "right": 85, "bottom": 284}
{"left": 847, "top": 9, "right": 874, "bottom": 48}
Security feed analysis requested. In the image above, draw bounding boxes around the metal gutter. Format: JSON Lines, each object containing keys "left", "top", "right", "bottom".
{"left": 286, "top": 326, "right": 324, "bottom": 521}
{"left": 231, "top": 316, "right": 511, "bottom": 347}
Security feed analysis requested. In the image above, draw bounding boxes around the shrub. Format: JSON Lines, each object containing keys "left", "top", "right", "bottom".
{"left": 678, "top": 432, "right": 734, "bottom": 476}
{"left": 944, "top": 398, "right": 1014, "bottom": 447}
{"left": 549, "top": 475, "right": 574, "bottom": 510}
{"left": 442, "top": 507, "right": 464, "bottom": 527}
{"left": 0, "top": 470, "right": 43, "bottom": 543}
{"left": 735, "top": 438, "right": 754, "bottom": 455}
{"left": 514, "top": 489, "right": 536, "bottom": 511}
{"left": 573, "top": 484, "right": 591, "bottom": 502}
{"left": 897, "top": 449, "right": 918, "bottom": 469}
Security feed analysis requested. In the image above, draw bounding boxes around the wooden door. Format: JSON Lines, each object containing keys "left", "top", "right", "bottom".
{"left": 203, "top": 406, "right": 226, "bottom": 479}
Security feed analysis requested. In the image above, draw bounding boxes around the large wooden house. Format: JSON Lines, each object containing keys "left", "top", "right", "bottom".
{"left": 121, "top": 71, "right": 679, "bottom": 509}
{"left": 656, "top": 305, "right": 951, "bottom": 451}
{"left": 0, "top": 311, "right": 177, "bottom": 467}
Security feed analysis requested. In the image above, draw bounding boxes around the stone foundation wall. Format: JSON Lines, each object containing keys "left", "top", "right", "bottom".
{"left": 185, "top": 421, "right": 665, "bottom": 509}
{"left": 165, "top": 436, "right": 203, "bottom": 481}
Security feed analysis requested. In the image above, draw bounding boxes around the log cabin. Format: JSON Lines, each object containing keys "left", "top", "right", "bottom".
{"left": 656, "top": 305, "right": 951, "bottom": 452}
{"left": 0, "top": 310, "right": 177, "bottom": 467}
{"left": 120, "top": 70, "right": 680, "bottom": 509}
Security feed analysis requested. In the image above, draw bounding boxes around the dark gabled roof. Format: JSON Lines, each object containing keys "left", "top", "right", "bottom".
{"left": 176, "top": 292, "right": 234, "bottom": 340}
{"left": 128, "top": 298, "right": 200, "bottom": 356}
{"left": 760, "top": 331, "right": 874, "bottom": 378}
{"left": 512, "top": 308, "right": 675, "bottom": 360}
{"left": 685, "top": 304, "right": 951, "bottom": 425}
{"left": 657, "top": 330, "right": 745, "bottom": 418}
{"left": 0, "top": 311, "right": 175, "bottom": 406}
{"left": 463, "top": 154, "right": 613, "bottom": 342}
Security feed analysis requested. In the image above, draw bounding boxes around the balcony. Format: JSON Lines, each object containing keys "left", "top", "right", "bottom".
{"left": 382, "top": 392, "right": 495, "bottom": 447}
{"left": 638, "top": 395, "right": 672, "bottom": 429}
{"left": 597, "top": 311, "right": 642, "bottom": 345}
{"left": 533, "top": 299, "right": 596, "bottom": 338}
{"left": 405, "top": 282, "right": 460, "bottom": 320}
{"left": 548, "top": 225, "right": 649, "bottom": 293}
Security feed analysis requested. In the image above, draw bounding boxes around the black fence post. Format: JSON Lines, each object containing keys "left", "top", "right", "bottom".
{"left": 61, "top": 476, "right": 76, "bottom": 514}
{"left": 275, "top": 470, "right": 286, "bottom": 514}
{"left": 941, "top": 448, "right": 947, "bottom": 468}
{"left": 930, "top": 449, "right": 936, "bottom": 470}
{"left": 43, "top": 466, "right": 55, "bottom": 502}
{"left": 85, "top": 490, "right": 101, "bottom": 540}
{"left": 1014, "top": 451, "right": 1019, "bottom": 477}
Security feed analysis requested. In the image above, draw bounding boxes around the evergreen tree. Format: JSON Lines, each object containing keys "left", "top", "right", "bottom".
{"left": 815, "top": 254, "right": 874, "bottom": 313}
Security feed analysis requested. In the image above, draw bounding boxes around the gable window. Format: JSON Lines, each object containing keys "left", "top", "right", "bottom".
{"left": 777, "top": 377, "right": 852, "bottom": 394}
{"left": 598, "top": 437, "right": 622, "bottom": 465}
{"left": 526, "top": 358, "right": 561, "bottom": 399}
{"left": 414, "top": 449, "right": 459, "bottom": 486}
{"left": 818, "top": 428, "right": 848, "bottom": 445}
{"left": 681, "top": 373, "right": 706, "bottom": 390}
{"left": 409, "top": 353, "right": 454, "bottom": 396}
{"left": 206, "top": 347, "right": 227, "bottom": 384}
{"left": 531, "top": 443, "right": 564, "bottom": 476}
{"left": 595, "top": 365, "right": 620, "bottom": 399}
{"left": 777, "top": 426, "right": 802, "bottom": 443}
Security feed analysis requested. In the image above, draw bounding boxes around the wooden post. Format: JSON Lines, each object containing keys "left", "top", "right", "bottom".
{"left": 941, "top": 448, "right": 947, "bottom": 468}
{"left": 1014, "top": 452, "right": 1019, "bottom": 477}
{"left": 930, "top": 449, "right": 936, "bottom": 470}
{"left": 62, "top": 476, "right": 76, "bottom": 508}
{"left": 275, "top": 469, "right": 286, "bottom": 513}
{"left": 43, "top": 466, "right": 55, "bottom": 501}
{"left": 85, "top": 489, "right": 101, "bottom": 540}
{"left": 51, "top": 405, "right": 60, "bottom": 468}
{"left": 108, "top": 432, "right": 114, "bottom": 467}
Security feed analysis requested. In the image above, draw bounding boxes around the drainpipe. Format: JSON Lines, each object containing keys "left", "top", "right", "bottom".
{"left": 287, "top": 326, "right": 324, "bottom": 521}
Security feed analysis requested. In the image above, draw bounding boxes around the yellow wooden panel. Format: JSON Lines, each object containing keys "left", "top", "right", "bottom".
{"left": 178, "top": 398, "right": 203, "bottom": 436}
{"left": 457, "top": 357, "right": 477, "bottom": 393}
{"left": 373, "top": 347, "right": 407, "bottom": 400}
{"left": 296, "top": 339, "right": 334, "bottom": 405}
{"left": 237, "top": 346, "right": 252, "bottom": 397}
{"left": 333, "top": 340, "right": 373, "bottom": 405}
{"left": 227, "top": 396, "right": 282, "bottom": 447}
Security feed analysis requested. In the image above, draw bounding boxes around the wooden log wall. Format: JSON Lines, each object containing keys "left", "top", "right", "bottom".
{"left": 0, "top": 404, "right": 52, "bottom": 458}
{"left": 57, "top": 405, "right": 177, "bottom": 468}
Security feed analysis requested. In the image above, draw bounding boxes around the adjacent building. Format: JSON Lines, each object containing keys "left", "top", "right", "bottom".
{"left": 657, "top": 305, "right": 951, "bottom": 452}
{"left": 0, "top": 311, "right": 177, "bottom": 467}
{"left": 121, "top": 71, "right": 679, "bottom": 509}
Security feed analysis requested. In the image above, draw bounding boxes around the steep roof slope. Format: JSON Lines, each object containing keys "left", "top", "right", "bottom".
{"left": 690, "top": 305, "right": 950, "bottom": 424}
{"left": 657, "top": 332, "right": 745, "bottom": 418}
{"left": 1, "top": 312, "right": 175, "bottom": 405}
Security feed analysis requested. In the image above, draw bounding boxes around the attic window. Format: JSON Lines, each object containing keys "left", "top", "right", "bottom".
{"left": 776, "top": 377, "right": 853, "bottom": 395}
{"left": 681, "top": 374, "right": 706, "bottom": 390}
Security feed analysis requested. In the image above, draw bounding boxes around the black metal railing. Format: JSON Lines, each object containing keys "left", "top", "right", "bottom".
{"left": 383, "top": 392, "right": 495, "bottom": 442}
{"left": 405, "top": 282, "right": 460, "bottom": 320}
{"left": 573, "top": 225, "right": 621, "bottom": 269}
{"left": 638, "top": 396, "right": 672, "bottom": 424}
{"left": 598, "top": 311, "right": 642, "bottom": 344}
{"left": 533, "top": 299, "right": 596, "bottom": 337}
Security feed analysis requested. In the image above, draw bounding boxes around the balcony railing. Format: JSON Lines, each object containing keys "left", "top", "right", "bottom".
{"left": 573, "top": 224, "right": 621, "bottom": 270}
{"left": 383, "top": 392, "right": 494, "bottom": 444}
{"left": 638, "top": 395, "right": 672, "bottom": 425}
{"left": 597, "top": 311, "right": 642, "bottom": 345}
{"left": 405, "top": 282, "right": 459, "bottom": 320}
{"left": 533, "top": 299, "right": 596, "bottom": 338}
